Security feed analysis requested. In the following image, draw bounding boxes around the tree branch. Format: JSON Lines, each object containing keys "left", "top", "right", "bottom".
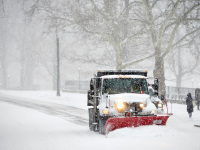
{"left": 122, "top": 52, "right": 155, "bottom": 69}
{"left": 171, "top": 27, "right": 200, "bottom": 49}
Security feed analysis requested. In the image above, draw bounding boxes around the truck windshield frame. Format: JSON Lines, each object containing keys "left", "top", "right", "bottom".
{"left": 102, "top": 78, "right": 148, "bottom": 95}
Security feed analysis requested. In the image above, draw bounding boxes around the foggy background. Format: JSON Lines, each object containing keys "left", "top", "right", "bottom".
{"left": 0, "top": 0, "right": 200, "bottom": 92}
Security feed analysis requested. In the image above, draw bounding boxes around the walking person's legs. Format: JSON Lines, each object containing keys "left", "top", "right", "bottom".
{"left": 188, "top": 113, "right": 192, "bottom": 118}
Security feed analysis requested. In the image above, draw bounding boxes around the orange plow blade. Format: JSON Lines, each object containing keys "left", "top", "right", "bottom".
{"left": 104, "top": 116, "right": 170, "bottom": 135}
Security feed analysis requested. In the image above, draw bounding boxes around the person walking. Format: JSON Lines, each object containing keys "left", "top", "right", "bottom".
{"left": 186, "top": 93, "right": 194, "bottom": 118}
{"left": 195, "top": 88, "right": 200, "bottom": 110}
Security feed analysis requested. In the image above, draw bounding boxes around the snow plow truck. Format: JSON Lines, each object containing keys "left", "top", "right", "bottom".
{"left": 87, "top": 70, "right": 170, "bottom": 135}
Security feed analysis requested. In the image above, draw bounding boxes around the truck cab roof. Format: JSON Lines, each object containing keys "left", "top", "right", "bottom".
{"left": 101, "top": 75, "right": 147, "bottom": 79}
{"left": 97, "top": 69, "right": 148, "bottom": 77}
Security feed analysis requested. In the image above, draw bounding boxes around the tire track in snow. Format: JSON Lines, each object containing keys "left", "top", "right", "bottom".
{"left": 0, "top": 95, "right": 88, "bottom": 126}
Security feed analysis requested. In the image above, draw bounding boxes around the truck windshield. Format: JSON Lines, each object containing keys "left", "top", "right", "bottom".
{"left": 103, "top": 78, "right": 148, "bottom": 94}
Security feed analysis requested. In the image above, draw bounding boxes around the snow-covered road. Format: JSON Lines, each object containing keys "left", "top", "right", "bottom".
{"left": 0, "top": 95, "right": 88, "bottom": 126}
{"left": 0, "top": 101, "right": 101, "bottom": 150}
{"left": 0, "top": 91, "right": 200, "bottom": 150}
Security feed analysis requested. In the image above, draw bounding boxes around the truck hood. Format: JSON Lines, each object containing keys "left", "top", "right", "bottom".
{"left": 109, "top": 93, "right": 149, "bottom": 103}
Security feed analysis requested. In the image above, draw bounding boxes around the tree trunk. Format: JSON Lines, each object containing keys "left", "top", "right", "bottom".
{"left": 113, "top": 31, "right": 123, "bottom": 70}
{"left": 153, "top": 52, "right": 166, "bottom": 97}
{"left": 116, "top": 47, "right": 123, "bottom": 70}
{"left": 176, "top": 49, "right": 182, "bottom": 87}
{"left": 0, "top": 45, "right": 7, "bottom": 89}
{"left": 0, "top": 59, "right": 7, "bottom": 89}
{"left": 53, "top": 53, "right": 57, "bottom": 90}
{"left": 53, "top": 63, "right": 57, "bottom": 90}
{"left": 176, "top": 76, "right": 182, "bottom": 87}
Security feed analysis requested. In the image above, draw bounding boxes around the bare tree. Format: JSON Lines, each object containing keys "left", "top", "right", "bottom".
{"left": 166, "top": 42, "right": 199, "bottom": 88}
{"left": 0, "top": 0, "right": 10, "bottom": 89}
{"left": 0, "top": 0, "right": 5, "bottom": 17}
{"left": 23, "top": 0, "right": 200, "bottom": 95}
{"left": 141, "top": 0, "right": 200, "bottom": 95}
{"left": 23, "top": 0, "right": 154, "bottom": 69}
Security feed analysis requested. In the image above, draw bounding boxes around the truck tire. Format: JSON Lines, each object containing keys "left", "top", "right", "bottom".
{"left": 88, "top": 108, "right": 95, "bottom": 131}
{"left": 99, "top": 118, "right": 107, "bottom": 135}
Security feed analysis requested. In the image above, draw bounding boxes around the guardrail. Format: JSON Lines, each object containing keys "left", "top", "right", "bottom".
{"left": 62, "top": 89, "right": 87, "bottom": 94}
{"left": 166, "top": 99, "right": 186, "bottom": 104}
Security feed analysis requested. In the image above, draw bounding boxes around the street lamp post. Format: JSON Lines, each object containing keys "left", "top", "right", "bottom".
{"left": 56, "top": 29, "right": 60, "bottom": 96}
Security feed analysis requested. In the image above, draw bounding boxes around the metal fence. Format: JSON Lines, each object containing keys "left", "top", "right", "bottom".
{"left": 63, "top": 80, "right": 90, "bottom": 93}
{"left": 63, "top": 80, "right": 196, "bottom": 102}
{"left": 165, "top": 86, "right": 196, "bottom": 104}
{"left": 166, "top": 86, "right": 195, "bottom": 100}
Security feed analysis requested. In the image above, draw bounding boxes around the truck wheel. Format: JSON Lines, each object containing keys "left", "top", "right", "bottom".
{"left": 99, "top": 118, "right": 107, "bottom": 135}
{"left": 88, "top": 108, "right": 95, "bottom": 131}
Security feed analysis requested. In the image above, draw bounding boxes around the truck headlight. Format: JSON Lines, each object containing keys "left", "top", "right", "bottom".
{"left": 158, "top": 103, "right": 163, "bottom": 108}
{"left": 139, "top": 103, "right": 144, "bottom": 108}
{"left": 116, "top": 102, "right": 125, "bottom": 109}
{"left": 139, "top": 103, "right": 146, "bottom": 109}
{"left": 115, "top": 102, "right": 127, "bottom": 112}
{"left": 151, "top": 110, "right": 156, "bottom": 114}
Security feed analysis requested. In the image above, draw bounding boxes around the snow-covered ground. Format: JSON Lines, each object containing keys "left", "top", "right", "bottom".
{"left": 0, "top": 90, "right": 200, "bottom": 150}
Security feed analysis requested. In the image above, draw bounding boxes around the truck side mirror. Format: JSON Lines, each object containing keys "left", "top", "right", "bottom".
{"left": 90, "top": 79, "right": 94, "bottom": 90}
{"left": 161, "top": 95, "right": 165, "bottom": 100}
{"left": 154, "top": 78, "right": 159, "bottom": 91}
{"left": 148, "top": 87, "right": 154, "bottom": 97}
{"left": 153, "top": 78, "right": 159, "bottom": 96}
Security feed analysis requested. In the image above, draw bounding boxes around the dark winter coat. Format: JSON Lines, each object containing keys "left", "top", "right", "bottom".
{"left": 186, "top": 93, "right": 193, "bottom": 113}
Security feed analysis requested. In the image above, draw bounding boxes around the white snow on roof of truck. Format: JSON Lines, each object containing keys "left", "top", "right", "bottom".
{"left": 98, "top": 69, "right": 148, "bottom": 72}
{"left": 101, "top": 75, "right": 147, "bottom": 79}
